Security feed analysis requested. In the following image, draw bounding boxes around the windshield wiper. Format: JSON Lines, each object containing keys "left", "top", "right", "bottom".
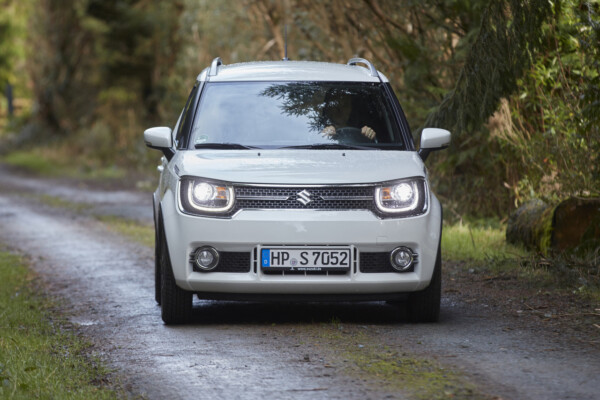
{"left": 194, "top": 143, "right": 258, "bottom": 150}
{"left": 282, "top": 143, "right": 377, "bottom": 150}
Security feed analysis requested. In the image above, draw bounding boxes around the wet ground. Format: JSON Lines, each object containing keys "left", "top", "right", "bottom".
{"left": 0, "top": 167, "right": 599, "bottom": 399}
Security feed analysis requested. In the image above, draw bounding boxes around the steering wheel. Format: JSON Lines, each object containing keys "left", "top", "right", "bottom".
{"left": 336, "top": 126, "right": 361, "bottom": 135}
{"left": 336, "top": 126, "right": 376, "bottom": 144}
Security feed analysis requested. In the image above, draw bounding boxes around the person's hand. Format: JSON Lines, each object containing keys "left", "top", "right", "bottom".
{"left": 321, "top": 125, "right": 336, "bottom": 138}
{"left": 361, "top": 126, "right": 376, "bottom": 140}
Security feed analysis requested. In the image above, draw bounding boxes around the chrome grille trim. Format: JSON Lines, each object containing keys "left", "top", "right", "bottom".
{"left": 231, "top": 183, "right": 375, "bottom": 188}
{"left": 321, "top": 196, "right": 373, "bottom": 201}
{"left": 236, "top": 195, "right": 290, "bottom": 201}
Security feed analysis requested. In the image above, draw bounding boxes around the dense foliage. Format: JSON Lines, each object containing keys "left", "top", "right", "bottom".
{"left": 0, "top": 0, "right": 598, "bottom": 218}
{"left": 429, "top": 0, "right": 599, "bottom": 216}
{"left": 503, "top": 1, "right": 600, "bottom": 203}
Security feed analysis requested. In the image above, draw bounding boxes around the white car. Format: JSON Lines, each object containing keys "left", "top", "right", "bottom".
{"left": 144, "top": 57, "right": 450, "bottom": 324}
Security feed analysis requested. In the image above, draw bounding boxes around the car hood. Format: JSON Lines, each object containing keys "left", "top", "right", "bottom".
{"left": 175, "top": 150, "right": 426, "bottom": 184}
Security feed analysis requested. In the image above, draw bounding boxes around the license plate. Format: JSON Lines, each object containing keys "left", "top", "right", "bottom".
{"left": 260, "top": 247, "right": 351, "bottom": 272}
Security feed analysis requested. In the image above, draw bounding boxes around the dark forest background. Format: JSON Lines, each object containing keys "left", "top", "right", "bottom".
{"left": 0, "top": 0, "right": 598, "bottom": 220}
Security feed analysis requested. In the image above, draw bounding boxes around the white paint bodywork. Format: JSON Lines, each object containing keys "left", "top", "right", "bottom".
{"left": 144, "top": 127, "right": 172, "bottom": 149}
{"left": 197, "top": 61, "right": 390, "bottom": 83}
{"left": 157, "top": 149, "right": 442, "bottom": 295}
{"left": 153, "top": 59, "right": 444, "bottom": 298}
{"left": 177, "top": 150, "right": 425, "bottom": 184}
{"left": 420, "top": 128, "right": 451, "bottom": 150}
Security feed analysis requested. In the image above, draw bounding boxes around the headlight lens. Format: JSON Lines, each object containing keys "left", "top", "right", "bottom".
{"left": 179, "top": 177, "right": 234, "bottom": 215}
{"left": 375, "top": 178, "right": 428, "bottom": 216}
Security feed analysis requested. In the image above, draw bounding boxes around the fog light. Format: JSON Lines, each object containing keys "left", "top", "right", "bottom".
{"left": 390, "top": 247, "right": 415, "bottom": 271}
{"left": 194, "top": 246, "right": 220, "bottom": 271}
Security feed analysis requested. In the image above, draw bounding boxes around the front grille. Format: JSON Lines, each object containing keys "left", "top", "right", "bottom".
{"left": 192, "top": 252, "right": 251, "bottom": 273}
{"left": 234, "top": 186, "right": 374, "bottom": 211}
{"left": 360, "top": 252, "right": 415, "bottom": 273}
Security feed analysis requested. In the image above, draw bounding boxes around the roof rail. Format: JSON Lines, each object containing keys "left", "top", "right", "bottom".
{"left": 347, "top": 58, "right": 378, "bottom": 77}
{"left": 208, "top": 57, "right": 223, "bottom": 76}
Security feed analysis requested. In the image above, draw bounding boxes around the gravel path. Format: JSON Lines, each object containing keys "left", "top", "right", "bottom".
{"left": 1, "top": 169, "right": 598, "bottom": 399}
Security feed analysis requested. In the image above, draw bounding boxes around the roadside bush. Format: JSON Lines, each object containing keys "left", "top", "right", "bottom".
{"left": 429, "top": 0, "right": 599, "bottom": 218}
{"left": 500, "top": 1, "right": 599, "bottom": 205}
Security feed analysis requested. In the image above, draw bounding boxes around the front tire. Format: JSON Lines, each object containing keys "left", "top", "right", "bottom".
{"left": 158, "top": 220, "right": 192, "bottom": 324}
{"left": 154, "top": 222, "right": 161, "bottom": 305}
{"left": 407, "top": 246, "right": 441, "bottom": 322}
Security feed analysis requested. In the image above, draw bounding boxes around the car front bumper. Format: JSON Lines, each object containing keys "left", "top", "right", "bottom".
{"left": 161, "top": 191, "right": 442, "bottom": 296}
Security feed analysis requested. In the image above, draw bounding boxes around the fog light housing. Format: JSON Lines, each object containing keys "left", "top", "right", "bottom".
{"left": 390, "top": 247, "right": 416, "bottom": 271}
{"left": 193, "top": 246, "right": 220, "bottom": 271}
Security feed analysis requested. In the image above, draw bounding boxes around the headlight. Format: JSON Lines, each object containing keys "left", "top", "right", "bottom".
{"left": 375, "top": 178, "right": 428, "bottom": 217}
{"left": 179, "top": 177, "right": 234, "bottom": 215}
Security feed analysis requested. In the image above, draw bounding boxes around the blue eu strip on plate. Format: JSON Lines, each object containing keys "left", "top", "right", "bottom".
{"left": 261, "top": 249, "right": 270, "bottom": 267}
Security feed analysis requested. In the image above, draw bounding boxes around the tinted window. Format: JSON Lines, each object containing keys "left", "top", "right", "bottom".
{"left": 189, "top": 82, "right": 405, "bottom": 149}
{"left": 175, "top": 83, "right": 199, "bottom": 149}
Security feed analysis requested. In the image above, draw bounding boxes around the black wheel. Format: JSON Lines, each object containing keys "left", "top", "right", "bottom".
{"left": 407, "top": 246, "right": 441, "bottom": 322}
{"left": 154, "top": 216, "right": 161, "bottom": 305}
{"left": 158, "top": 219, "right": 192, "bottom": 324}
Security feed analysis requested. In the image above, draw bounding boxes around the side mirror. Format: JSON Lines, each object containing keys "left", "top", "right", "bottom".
{"left": 418, "top": 128, "right": 451, "bottom": 162}
{"left": 144, "top": 127, "right": 172, "bottom": 149}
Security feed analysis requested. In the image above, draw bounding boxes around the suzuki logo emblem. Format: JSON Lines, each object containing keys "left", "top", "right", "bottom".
{"left": 297, "top": 190, "right": 313, "bottom": 205}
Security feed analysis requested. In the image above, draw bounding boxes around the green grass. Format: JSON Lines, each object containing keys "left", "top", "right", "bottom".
{"left": 34, "top": 194, "right": 154, "bottom": 248}
{"left": 2, "top": 150, "right": 125, "bottom": 180}
{"left": 442, "top": 221, "right": 528, "bottom": 261}
{"left": 442, "top": 220, "right": 600, "bottom": 300}
{"left": 314, "top": 325, "right": 488, "bottom": 399}
{"left": 38, "top": 194, "right": 88, "bottom": 213}
{"left": 2, "top": 151, "right": 55, "bottom": 175}
{"left": 0, "top": 250, "right": 122, "bottom": 399}
{"left": 95, "top": 216, "right": 154, "bottom": 248}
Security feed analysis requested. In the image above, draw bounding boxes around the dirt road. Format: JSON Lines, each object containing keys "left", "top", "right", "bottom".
{"left": 0, "top": 168, "right": 598, "bottom": 399}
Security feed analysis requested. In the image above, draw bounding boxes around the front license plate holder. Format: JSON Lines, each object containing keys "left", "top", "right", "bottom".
{"left": 259, "top": 246, "right": 352, "bottom": 273}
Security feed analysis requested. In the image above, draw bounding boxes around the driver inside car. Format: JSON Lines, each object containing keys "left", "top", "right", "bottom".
{"left": 321, "top": 92, "right": 377, "bottom": 141}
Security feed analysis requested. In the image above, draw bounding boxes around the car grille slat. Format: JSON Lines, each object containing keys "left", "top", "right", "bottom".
{"left": 234, "top": 186, "right": 375, "bottom": 211}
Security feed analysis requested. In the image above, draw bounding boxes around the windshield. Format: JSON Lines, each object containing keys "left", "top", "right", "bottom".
{"left": 188, "top": 81, "right": 406, "bottom": 150}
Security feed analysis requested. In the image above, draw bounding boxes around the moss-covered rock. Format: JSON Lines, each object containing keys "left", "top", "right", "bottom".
{"left": 507, "top": 197, "right": 600, "bottom": 255}
{"left": 552, "top": 198, "right": 600, "bottom": 254}
{"left": 506, "top": 199, "right": 552, "bottom": 252}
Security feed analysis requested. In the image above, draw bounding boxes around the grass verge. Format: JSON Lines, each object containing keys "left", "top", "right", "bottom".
{"left": 442, "top": 220, "right": 599, "bottom": 300}
{"left": 95, "top": 215, "right": 154, "bottom": 248}
{"left": 313, "top": 324, "right": 488, "bottom": 399}
{"left": 442, "top": 220, "right": 527, "bottom": 261}
{"left": 0, "top": 250, "right": 122, "bottom": 399}
{"left": 38, "top": 194, "right": 88, "bottom": 213}
{"left": 34, "top": 194, "right": 154, "bottom": 248}
{"left": 1, "top": 149, "right": 126, "bottom": 180}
